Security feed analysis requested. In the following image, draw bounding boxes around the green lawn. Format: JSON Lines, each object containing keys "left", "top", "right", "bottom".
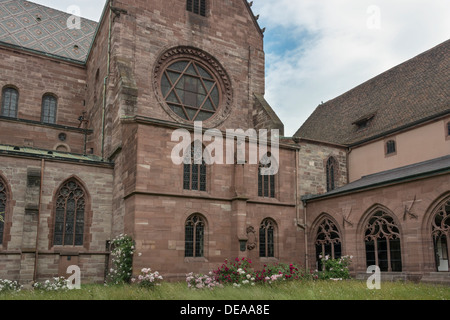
{"left": 1, "top": 280, "right": 448, "bottom": 300}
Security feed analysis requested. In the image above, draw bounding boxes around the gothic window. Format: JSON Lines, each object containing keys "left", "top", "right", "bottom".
{"left": 183, "top": 142, "right": 207, "bottom": 191}
{"left": 41, "top": 94, "right": 57, "bottom": 124}
{"left": 161, "top": 59, "right": 219, "bottom": 121}
{"left": 315, "top": 218, "right": 342, "bottom": 270}
{"left": 0, "top": 178, "right": 7, "bottom": 245}
{"left": 386, "top": 140, "right": 396, "bottom": 155}
{"left": 186, "top": 0, "right": 206, "bottom": 16}
{"left": 185, "top": 214, "right": 205, "bottom": 257}
{"left": 258, "top": 153, "right": 275, "bottom": 198}
{"left": 431, "top": 197, "right": 450, "bottom": 272}
{"left": 53, "top": 180, "right": 86, "bottom": 246}
{"left": 326, "top": 157, "right": 338, "bottom": 192}
{"left": 259, "top": 218, "right": 276, "bottom": 257}
{"left": 364, "top": 210, "right": 402, "bottom": 271}
{"left": 1, "top": 87, "right": 18, "bottom": 118}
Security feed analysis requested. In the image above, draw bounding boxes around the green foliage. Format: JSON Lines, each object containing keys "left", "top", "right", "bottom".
{"left": 315, "top": 255, "right": 352, "bottom": 280}
{"left": 106, "top": 234, "right": 135, "bottom": 285}
{"left": 0, "top": 279, "right": 22, "bottom": 293}
{"left": 213, "top": 257, "right": 253, "bottom": 284}
{"left": 33, "top": 277, "right": 69, "bottom": 291}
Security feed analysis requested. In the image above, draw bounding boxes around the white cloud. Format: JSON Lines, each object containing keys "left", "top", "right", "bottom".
{"left": 252, "top": 0, "right": 450, "bottom": 136}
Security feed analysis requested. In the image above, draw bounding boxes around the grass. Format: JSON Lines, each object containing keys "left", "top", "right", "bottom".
{"left": 1, "top": 280, "right": 449, "bottom": 300}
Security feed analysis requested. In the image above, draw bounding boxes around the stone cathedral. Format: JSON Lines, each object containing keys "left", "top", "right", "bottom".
{"left": 0, "top": 0, "right": 448, "bottom": 285}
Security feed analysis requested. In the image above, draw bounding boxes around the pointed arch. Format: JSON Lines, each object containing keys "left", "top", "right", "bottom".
{"left": 424, "top": 192, "right": 450, "bottom": 272}
{"left": 360, "top": 204, "right": 402, "bottom": 272}
{"left": 0, "top": 173, "right": 12, "bottom": 246}
{"left": 311, "top": 213, "right": 343, "bottom": 270}
{"left": 325, "top": 156, "right": 338, "bottom": 192}
{"left": 185, "top": 213, "right": 207, "bottom": 258}
{"left": 259, "top": 218, "right": 277, "bottom": 258}
{"left": 52, "top": 176, "right": 90, "bottom": 247}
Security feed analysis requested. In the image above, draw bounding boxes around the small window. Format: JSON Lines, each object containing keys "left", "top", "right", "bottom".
{"left": 1, "top": 87, "right": 19, "bottom": 118}
{"left": 386, "top": 140, "right": 396, "bottom": 155}
{"left": 446, "top": 122, "right": 450, "bottom": 137}
{"left": 185, "top": 214, "right": 205, "bottom": 257}
{"left": 186, "top": 0, "right": 206, "bottom": 16}
{"left": 258, "top": 153, "right": 275, "bottom": 198}
{"left": 183, "top": 142, "right": 207, "bottom": 191}
{"left": 259, "top": 218, "right": 276, "bottom": 258}
{"left": 41, "top": 94, "right": 57, "bottom": 124}
{"left": 326, "top": 157, "right": 338, "bottom": 192}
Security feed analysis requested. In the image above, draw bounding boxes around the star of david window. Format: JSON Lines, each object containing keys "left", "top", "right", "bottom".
{"left": 160, "top": 60, "right": 221, "bottom": 122}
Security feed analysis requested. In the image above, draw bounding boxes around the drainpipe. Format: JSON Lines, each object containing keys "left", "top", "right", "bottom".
{"left": 303, "top": 199, "right": 309, "bottom": 270}
{"left": 33, "top": 159, "right": 44, "bottom": 282}
{"left": 101, "top": 0, "right": 113, "bottom": 159}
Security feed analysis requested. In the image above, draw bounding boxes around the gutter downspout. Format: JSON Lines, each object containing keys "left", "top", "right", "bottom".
{"left": 303, "top": 199, "right": 308, "bottom": 270}
{"left": 33, "top": 159, "right": 44, "bottom": 282}
{"left": 101, "top": 0, "right": 113, "bottom": 159}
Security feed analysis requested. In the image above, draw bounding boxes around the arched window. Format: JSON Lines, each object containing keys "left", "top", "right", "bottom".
{"left": 185, "top": 214, "right": 205, "bottom": 257}
{"left": 386, "top": 140, "right": 396, "bottom": 155}
{"left": 258, "top": 153, "right": 275, "bottom": 198}
{"left": 53, "top": 179, "right": 86, "bottom": 246}
{"left": 315, "top": 218, "right": 342, "bottom": 270}
{"left": 183, "top": 142, "right": 207, "bottom": 191}
{"left": 259, "top": 218, "right": 276, "bottom": 257}
{"left": 41, "top": 94, "right": 57, "bottom": 124}
{"left": 186, "top": 0, "right": 206, "bottom": 16}
{"left": 431, "top": 197, "right": 450, "bottom": 272}
{"left": 326, "top": 157, "right": 338, "bottom": 192}
{"left": 1, "top": 87, "right": 19, "bottom": 118}
{"left": 364, "top": 210, "right": 402, "bottom": 271}
{"left": 0, "top": 177, "right": 8, "bottom": 245}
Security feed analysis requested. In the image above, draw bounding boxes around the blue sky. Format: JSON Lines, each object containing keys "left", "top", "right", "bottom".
{"left": 32, "top": 0, "right": 450, "bottom": 136}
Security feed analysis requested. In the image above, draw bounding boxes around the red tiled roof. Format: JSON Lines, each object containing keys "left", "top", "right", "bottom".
{"left": 295, "top": 39, "right": 450, "bottom": 146}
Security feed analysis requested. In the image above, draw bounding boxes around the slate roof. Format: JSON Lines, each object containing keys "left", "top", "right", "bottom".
{"left": 295, "top": 39, "right": 450, "bottom": 146}
{"left": 0, "top": 0, "right": 98, "bottom": 62}
{"left": 302, "top": 155, "right": 450, "bottom": 202}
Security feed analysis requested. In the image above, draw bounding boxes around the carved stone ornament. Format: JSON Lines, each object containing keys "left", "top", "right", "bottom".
{"left": 246, "top": 226, "right": 257, "bottom": 250}
{"left": 153, "top": 46, "right": 233, "bottom": 127}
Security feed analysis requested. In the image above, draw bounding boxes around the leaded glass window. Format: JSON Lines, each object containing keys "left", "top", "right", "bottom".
{"left": 1, "top": 87, "right": 18, "bottom": 118}
{"left": 258, "top": 153, "right": 275, "bottom": 198}
{"left": 185, "top": 214, "right": 205, "bottom": 257}
{"left": 187, "top": 0, "right": 206, "bottom": 16}
{"left": 183, "top": 142, "right": 207, "bottom": 191}
{"left": 54, "top": 180, "right": 85, "bottom": 246}
{"left": 259, "top": 219, "right": 275, "bottom": 257}
{"left": 364, "top": 211, "right": 402, "bottom": 271}
{"left": 161, "top": 59, "right": 219, "bottom": 121}
{"left": 0, "top": 179, "right": 7, "bottom": 245}
{"left": 326, "top": 157, "right": 338, "bottom": 192}
{"left": 41, "top": 94, "right": 57, "bottom": 124}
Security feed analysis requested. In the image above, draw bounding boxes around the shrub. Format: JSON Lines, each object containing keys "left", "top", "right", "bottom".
{"left": 0, "top": 279, "right": 22, "bottom": 293}
{"left": 106, "top": 234, "right": 135, "bottom": 284}
{"left": 254, "top": 262, "right": 313, "bottom": 284}
{"left": 186, "top": 272, "right": 223, "bottom": 290}
{"left": 131, "top": 268, "right": 163, "bottom": 289}
{"left": 213, "top": 257, "right": 253, "bottom": 285}
{"left": 33, "top": 277, "right": 69, "bottom": 291}
{"left": 316, "top": 255, "right": 352, "bottom": 280}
